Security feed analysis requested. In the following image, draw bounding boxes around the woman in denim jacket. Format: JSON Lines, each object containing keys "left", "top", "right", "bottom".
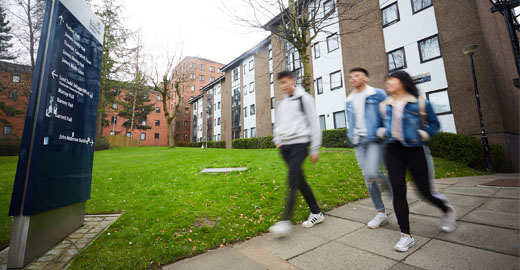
{"left": 377, "top": 71, "right": 456, "bottom": 252}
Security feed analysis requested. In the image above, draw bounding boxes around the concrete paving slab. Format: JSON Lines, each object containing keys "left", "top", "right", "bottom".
{"left": 327, "top": 204, "right": 386, "bottom": 225}
{"left": 385, "top": 213, "right": 443, "bottom": 238}
{"left": 292, "top": 216, "right": 364, "bottom": 240}
{"left": 234, "top": 245, "right": 302, "bottom": 270}
{"left": 288, "top": 241, "right": 397, "bottom": 270}
{"left": 492, "top": 188, "right": 520, "bottom": 199}
{"left": 336, "top": 227, "right": 430, "bottom": 261}
{"left": 245, "top": 227, "right": 329, "bottom": 260}
{"left": 460, "top": 209, "right": 520, "bottom": 230}
{"left": 352, "top": 196, "right": 395, "bottom": 211}
{"left": 199, "top": 167, "right": 248, "bottom": 173}
{"left": 480, "top": 198, "right": 520, "bottom": 214}
{"left": 436, "top": 221, "right": 520, "bottom": 256}
{"left": 404, "top": 239, "right": 519, "bottom": 270}
{"left": 409, "top": 201, "right": 473, "bottom": 219}
{"left": 442, "top": 193, "right": 487, "bottom": 207}
{"left": 163, "top": 248, "right": 267, "bottom": 270}
{"left": 442, "top": 186, "right": 498, "bottom": 197}
{"left": 388, "top": 263, "right": 424, "bottom": 270}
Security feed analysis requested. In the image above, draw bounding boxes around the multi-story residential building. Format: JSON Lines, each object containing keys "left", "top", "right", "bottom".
{"left": 101, "top": 90, "right": 169, "bottom": 146}
{"left": 171, "top": 57, "right": 224, "bottom": 144}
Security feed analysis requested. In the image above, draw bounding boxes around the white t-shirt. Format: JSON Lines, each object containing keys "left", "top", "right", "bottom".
{"left": 351, "top": 87, "right": 370, "bottom": 138}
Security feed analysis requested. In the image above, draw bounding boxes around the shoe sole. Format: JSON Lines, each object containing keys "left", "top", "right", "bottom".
{"left": 395, "top": 241, "right": 415, "bottom": 252}
{"left": 368, "top": 220, "right": 389, "bottom": 229}
{"left": 441, "top": 226, "right": 456, "bottom": 233}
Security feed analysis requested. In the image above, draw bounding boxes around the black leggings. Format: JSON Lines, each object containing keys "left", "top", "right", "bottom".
{"left": 385, "top": 142, "right": 448, "bottom": 234}
{"left": 280, "top": 143, "right": 321, "bottom": 220}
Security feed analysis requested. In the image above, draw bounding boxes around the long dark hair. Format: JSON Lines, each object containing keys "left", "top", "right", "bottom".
{"left": 387, "top": 71, "right": 419, "bottom": 97}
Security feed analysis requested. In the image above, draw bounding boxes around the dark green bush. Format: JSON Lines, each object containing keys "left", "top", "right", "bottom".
{"left": 0, "top": 137, "right": 21, "bottom": 156}
{"left": 322, "top": 128, "right": 351, "bottom": 148}
{"left": 94, "top": 137, "right": 111, "bottom": 151}
{"left": 232, "top": 135, "right": 275, "bottom": 149}
{"left": 429, "top": 132, "right": 506, "bottom": 171}
{"left": 185, "top": 141, "right": 226, "bottom": 148}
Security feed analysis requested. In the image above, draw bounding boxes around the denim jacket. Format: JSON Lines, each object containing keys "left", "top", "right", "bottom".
{"left": 345, "top": 86, "right": 387, "bottom": 146}
{"left": 377, "top": 95, "right": 440, "bottom": 147}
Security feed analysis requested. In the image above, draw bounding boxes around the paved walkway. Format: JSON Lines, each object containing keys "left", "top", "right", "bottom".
{"left": 164, "top": 174, "right": 520, "bottom": 270}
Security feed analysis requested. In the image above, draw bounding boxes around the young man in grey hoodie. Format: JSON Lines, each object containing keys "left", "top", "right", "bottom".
{"left": 269, "top": 70, "right": 324, "bottom": 237}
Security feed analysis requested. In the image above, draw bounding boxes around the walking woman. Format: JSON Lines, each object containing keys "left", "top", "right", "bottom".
{"left": 377, "top": 71, "right": 456, "bottom": 252}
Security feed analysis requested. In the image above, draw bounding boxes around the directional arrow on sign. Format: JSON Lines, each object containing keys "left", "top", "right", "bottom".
{"left": 58, "top": 16, "right": 64, "bottom": 25}
{"left": 51, "top": 70, "right": 58, "bottom": 80}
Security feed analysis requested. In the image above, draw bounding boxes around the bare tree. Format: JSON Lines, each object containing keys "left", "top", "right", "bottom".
{"left": 224, "top": 0, "right": 373, "bottom": 92}
{"left": 146, "top": 45, "right": 189, "bottom": 147}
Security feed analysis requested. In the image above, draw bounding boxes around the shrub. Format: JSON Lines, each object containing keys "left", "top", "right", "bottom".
{"left": 232, "top": 135, "right": 275, "bottom": 149}
{"left": 0, "top": 137, "right": 21, "bottom": 156}
{"left": 185, "top": 141, "right": 226, "bottom": 148}
{"left": 94, "top": 137, "right": 111, "bottom": 151}
{"left": 429, "top": 132, "right": 506, "bottom": 171}
{"left": 322, "top": 128, "right": 351, "bottom": 148}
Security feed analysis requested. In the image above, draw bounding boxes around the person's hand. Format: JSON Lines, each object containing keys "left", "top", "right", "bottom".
{"left": 310, "top": 154, "right": 319, "bottom": 164}
{"left": 276, "top": 144, "right": 283, "bottom": 148}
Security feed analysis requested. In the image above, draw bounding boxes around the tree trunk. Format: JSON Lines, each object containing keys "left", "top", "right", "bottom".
{"left": 130, "top": 89, "right": 136, "bottom": 136}
{"left": 167, "top": 119, "right": 174, "bottom": 147}
{"left": 300, "top": 48, "right": 312, "bottom": 94}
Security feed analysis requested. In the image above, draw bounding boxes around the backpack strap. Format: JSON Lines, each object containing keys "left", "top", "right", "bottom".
{"left": 298, "top": 96, "right": 305, "bottom": 114}
{"left": 418, "top": 96, "right": 427, "bottom": 128}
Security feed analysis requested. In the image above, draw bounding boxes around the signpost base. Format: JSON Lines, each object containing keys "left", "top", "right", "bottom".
{"left": 7, "top": 202, "right": 85, "bottom": 269}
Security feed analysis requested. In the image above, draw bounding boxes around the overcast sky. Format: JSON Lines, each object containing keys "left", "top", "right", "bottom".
{"left": 93, "top": 0, "right": 271, "bottom": 65}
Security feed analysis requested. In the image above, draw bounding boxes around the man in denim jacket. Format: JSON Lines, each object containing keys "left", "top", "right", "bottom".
{"left": 345, "top": 68, "right": 392, "bottom": 229}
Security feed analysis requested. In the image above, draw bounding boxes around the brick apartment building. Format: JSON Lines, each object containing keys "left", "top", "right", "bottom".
{"left": 0, "top": 61, "right": 32, "bottom": 140}
{"left": 101, "top": 90, "right": 169, "bottom": 146}
{"left": 189, "top": 0, "right": 519, "bottom": 171}
{"left": 170, "top": 57, "right": 224, "bottom": 144}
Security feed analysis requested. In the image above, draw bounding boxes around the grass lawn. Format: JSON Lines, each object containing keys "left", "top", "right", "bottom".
{"left": 0, "top": 147, "right": 486, "bottom": 269}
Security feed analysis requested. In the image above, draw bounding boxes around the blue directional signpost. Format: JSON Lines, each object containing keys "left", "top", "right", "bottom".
{"left": 7, "top": 0, "right": 104, "bottom": 267}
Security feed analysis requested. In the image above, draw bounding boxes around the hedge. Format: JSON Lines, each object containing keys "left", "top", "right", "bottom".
{"left": 0, "top": 137, "right": 21, "bottom": 156}
{"left": 232, "top": 136, "right": 275, "bottom": 149}
{"left": 94, "top": 137, "right": 112, "bottom": 151}
{"left": 429, "top": 132, "right": 506, "bottom": 171}
{"left": 322, "top": 128, "right": 351, "bottom": 148}
{"left": 185, "top": 141, "right": 226, "bottom": 148}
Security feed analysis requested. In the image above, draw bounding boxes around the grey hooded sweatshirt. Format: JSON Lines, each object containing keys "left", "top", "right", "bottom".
{"left": 273, "top": 86, "right": 322, "bottom": 155}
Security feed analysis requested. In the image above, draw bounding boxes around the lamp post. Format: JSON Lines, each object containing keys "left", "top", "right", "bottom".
{"left": 463, "top": 45, "right": 492, "bottom": 172}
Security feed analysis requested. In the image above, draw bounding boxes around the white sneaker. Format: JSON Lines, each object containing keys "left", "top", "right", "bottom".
{"left": 394, "top": 233, "right": 415, "bottom": 252}
{"left": 269, "top": 220, "right": 292, "bottom": 238}
{"left": 441, "top": 205, "right": 457, "bottom": 232}
{"left": 367, "top": 213, "right": 388, "bottom": 229}
{"left": 302, "top": 212, "right": 324, "bottom": 228}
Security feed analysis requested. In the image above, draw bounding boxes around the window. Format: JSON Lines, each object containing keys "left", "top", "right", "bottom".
{"left": 155, "top": 120, "right": 160, "bottom": 126}
{"left": 330, "top": 70, "right": 343, "bottom": 90}
{"left": 200, "top": 75, "right": 205, "bottom": 81}
{"left": 126, "top": 132, "right": 132, "bottom": 137}
{"left": 210, "top": 77, "right": 215, "bottom": 82}
{"left": 316, "top": 77, "right": 323, "bottom": 94}
{"left": 185, "top": 108, "right": 189, "bottom": 115}
{"left": 271, "top": 97, "right": 275, "bottom": 109}
{"left": 387, "top": 47, "right": 406, "bottom": 71}
{"left": 184, "top": 133, "right": 188, "bottom": 140}
{"left": 218, "top": 117, "right": 221, "bottom": 125}
{"left": 194, "top": 102, "right": 197, "bottom": 110}
{"left": 313, "top": 42, "right": 320, "bottom": 59}
{"left": 233, "top": 68, "right": 239, "bottom": 81}
{"left": 176, "top": 134, "right": 180, "bottom": 140}
{"left": 154, "top": 133, "right": 160, "bottom": 140}
{"left": 176, "top": 122, "right": 180, "bottom": 129}
{"left": 156, "top": 95, "right": 161, "bottom": 101}
{"left": 190, "top": 74, "right": 196, "bottom": 79}
{"left": 156, "top": 107, "right": 161, "bottom": 113}
{"left": 3, "top": 125, "right": 12, "bottom": 135}
{"left": 218, "top": 102, "right": 221, "bottom": 109}
{"left": 8, "top": 90, "right": 17, "bottom": 101}
{"left": 244, "top": 106, "right": 248, "bottom": 117}
{"left": 210, "top": 66, "right": 215, "bottom": 72}
{"left": 250, "top": 82, "right": 255, "bottom": 93}
{"left": 243, "top": 63, "right": 247, "bottom": 74}
{"left": 382, "top": 2, "right": 399, "bottom": 27}
{"left": 140, "top": 133, "right": 146, "bottom": 140}
{"left": 319, "top": 115, "right": 326, "bottom": 130}
{"left": 250, "top": 104, "right": 255, "bottom": 115}
{"left": 184, "top": 120, "right": 188, "bottom": 127}
{"left": 244, "top": 85, "right": 248, "bottom": 95}
{"left": 200, "top": 64, "right": 204, "bottom": 70}
{"left": 12, "top": 75, "right": 20, "bottom": 83}
{"left": 190, "top": 62, "right": 196, "bottom": 69}
{"left": 251, "top": 127, "right": 256, "bottom": 137}
{"left": 191, "top": 85, "right": 195, "bottom": 92}
{"left": 426, "top": 89, "right": 452, "bottom": 115}
{"left": 270, "top": 73, "right": 274, "bottom": 84}
{"left": 418, "top": 35, "right": 441, "bottom": 63}
{"left": 244, "top": 129, "right": 249, "bottom": 138}
{"left": 141, "top": 120, "right": 147, "bottom": 126}
{"left": 218, "top": 68, "right": 222, "bottom": 73}
{"left": 333, "top": 111, "right": 346, "bottom": 129}
{"left": 324, "top": 0, "right": 335, "bottom": 15}
{"left": 217, "top": 86, "right": 221, "bottom": 94}
{"left": 411, "top": 0, "right": 432, "bottom": 14}
{"left": 110, "top": 131, "right": 115, "bottom": 135}
{"left": 200, "top": 86, "right": 203, "bottom": 90}
{"left": 327, "top": 34, "right": 339, "bottom": 53}
{"left": 112, "top": 103, "right": 118, "bottom": 109}
{"left": 111, "top": 116, "right": 117, "bottom": 124}
{"left": 249, "top": 59, "right": 254, "bottom": 71}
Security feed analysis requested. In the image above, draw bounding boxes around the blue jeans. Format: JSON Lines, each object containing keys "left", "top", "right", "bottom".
{"left": 354, "top": 139, "right": 392, "bottom": 212}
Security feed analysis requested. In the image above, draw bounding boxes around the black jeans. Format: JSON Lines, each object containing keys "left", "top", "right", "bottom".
{"left": 385, "top": 142, "right": 448, "bottom": 234}
{"left": 280, "top": 143, "right": 321, "bottom": 220}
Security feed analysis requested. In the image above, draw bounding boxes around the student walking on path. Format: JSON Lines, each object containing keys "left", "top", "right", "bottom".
{"left": 378, "top": 70, "right": 456, "bottom": 252}
{"left": 269, "top": 70, "right": 324, "bottom": 237}
{"left": 345, "top": 67, "right": 393, "bottom": 229}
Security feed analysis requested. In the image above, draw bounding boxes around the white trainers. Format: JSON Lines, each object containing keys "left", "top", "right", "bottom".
{"left": 302, "top": 212, "right": 324, "bottom": 228}
{"left": 441, "top": 205, "right": 457, "bottom": 232}
{"left": 394, "top": 233, "right": 415, "bottom": 252}
{"left": 269, "top": 220, "right": 292, "bottom": 238}
{"left": 367, "top": 213, "right": 388, "bottom": 229}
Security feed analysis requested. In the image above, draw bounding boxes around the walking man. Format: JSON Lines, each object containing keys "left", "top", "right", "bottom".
{"left": 269, "top": 70, "right": 324, "bottom": 237}
{"left": 345, "top": 67, "right": 392, "bottom": 229}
